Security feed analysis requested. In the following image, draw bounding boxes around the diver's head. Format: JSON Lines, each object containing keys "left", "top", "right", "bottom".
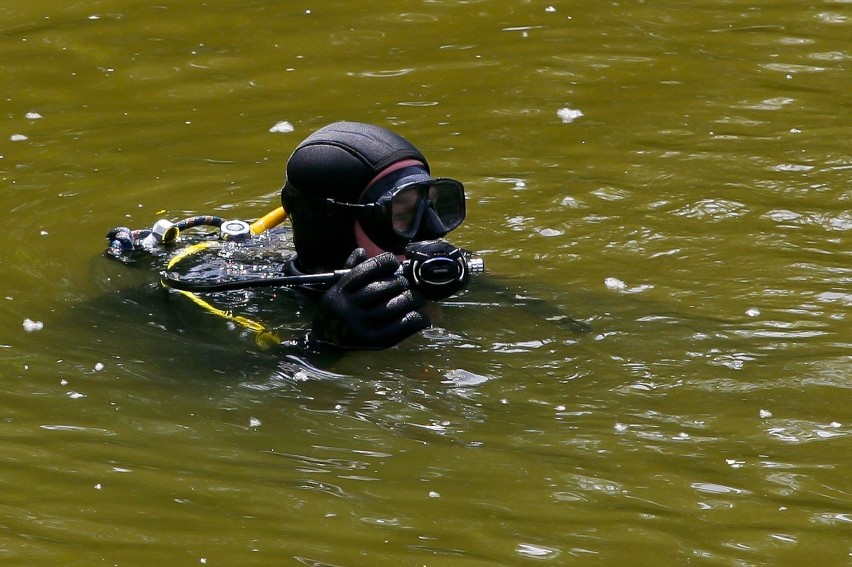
{"left": 281, "top": 121, "right": 465, "bottom": 272}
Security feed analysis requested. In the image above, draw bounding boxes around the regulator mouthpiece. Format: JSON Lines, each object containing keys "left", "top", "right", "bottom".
{"left": 400, "top": 239, "right": 481, "bottom": 301}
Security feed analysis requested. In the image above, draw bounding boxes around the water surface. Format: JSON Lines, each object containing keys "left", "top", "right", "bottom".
{"left": 1, "top": 1, "right": 850, "bottom": 565}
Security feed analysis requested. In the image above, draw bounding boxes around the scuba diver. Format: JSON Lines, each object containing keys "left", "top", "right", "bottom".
{"left": 105, "top": 121, "right": 483, "bottom": 352}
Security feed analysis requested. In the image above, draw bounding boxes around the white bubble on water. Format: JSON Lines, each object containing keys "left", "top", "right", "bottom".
{"left": 293, "top": 370, "right": 309, "bottom": 381}
{"left": 444, "top": 368, "right": 490, "bottom": 386}
{"left": 517, "top": 543, "right": 559, "bottom": 559}
{"left": 23, "top": 318, "right": 44, "bottom": 332}
{"left": 604, "top": 277, "right": 653, "bottom": 294}
{"left": 269, "top": 120, "right": 294, "bottom": 133}
{"left": 557, "top": 107, "right": 584, "bottom": 123}
{"left": 604, "top": 277, "right": 627, "bottom": 291}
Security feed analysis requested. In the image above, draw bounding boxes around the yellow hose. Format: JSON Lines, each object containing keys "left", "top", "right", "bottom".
{"left": 173, "top": 288, "right": 281, "bottom": 348}
{"left": 164, "top": 232, "right": 283, "bottom": 348}
{"left": 250, "top": 206, "right": 288, "bottom": 235}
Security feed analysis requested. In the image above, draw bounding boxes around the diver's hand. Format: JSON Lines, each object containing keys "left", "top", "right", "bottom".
{"left": 310, "top": 250, "right": 430, "bottom": 349}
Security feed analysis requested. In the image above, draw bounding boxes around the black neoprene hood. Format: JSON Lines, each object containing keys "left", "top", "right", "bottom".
{"left": 280, "top": 121, "right": 430, "bottom": 272}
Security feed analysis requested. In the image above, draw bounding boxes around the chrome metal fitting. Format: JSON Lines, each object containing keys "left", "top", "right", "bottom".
{"left": 151, "top": 219, "right": 179, "bottom": 244}
{"left": 220, "top": 220, "right": 251, "bottom": 242}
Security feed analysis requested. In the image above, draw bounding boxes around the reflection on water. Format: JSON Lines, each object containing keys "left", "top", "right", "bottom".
{"left": 2, "top": 0, "right": 850, "bottom": 565}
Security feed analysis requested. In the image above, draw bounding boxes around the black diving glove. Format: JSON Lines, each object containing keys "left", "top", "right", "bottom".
{"left": 309, "top": 249, "right": 430, "bottom": 350}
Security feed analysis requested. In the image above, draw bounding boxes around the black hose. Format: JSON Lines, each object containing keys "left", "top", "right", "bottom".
{"left": 175, "top": 216, "right": 224, "bottom": 231}
{"left": 160, "top": 270, "right": 345, "bottom": 293}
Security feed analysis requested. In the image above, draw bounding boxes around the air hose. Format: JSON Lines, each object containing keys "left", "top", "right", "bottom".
{"left": 161, "top": 241, "right": 485, "bottom": 301}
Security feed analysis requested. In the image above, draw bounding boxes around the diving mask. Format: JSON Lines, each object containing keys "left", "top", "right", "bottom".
{"left": 316, "top": 166, "right": 466, "bottom": 251}
{"left": 367, "top": 174, "right": 466, "bottom": 239}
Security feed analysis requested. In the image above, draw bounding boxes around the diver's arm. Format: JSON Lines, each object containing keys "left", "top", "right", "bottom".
{"left": 290, "top": 249, "right": 589, "bottom": 352}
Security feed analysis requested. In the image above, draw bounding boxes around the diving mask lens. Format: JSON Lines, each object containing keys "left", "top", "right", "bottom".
{"left": 389, "top": 179, "right": 465, "bottom": 238}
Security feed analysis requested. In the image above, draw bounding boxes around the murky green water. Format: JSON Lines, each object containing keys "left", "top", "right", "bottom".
{"left": 2, "top": 1, "right": 849, "bottom": 565}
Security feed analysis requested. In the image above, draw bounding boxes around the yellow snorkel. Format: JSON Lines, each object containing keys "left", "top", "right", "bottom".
{"left": 250, "top": 206, "right": 288, "bottom": 235}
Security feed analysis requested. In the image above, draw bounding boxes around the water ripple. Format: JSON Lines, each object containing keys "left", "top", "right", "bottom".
{"left": 346, "top": 68, "right": 415, "bottom": 78}
{"left": 765, "top": 419, "right": 846, "bottom": 443}
{"left": 671, "top": 199, "right": 749, "bottom": 220}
